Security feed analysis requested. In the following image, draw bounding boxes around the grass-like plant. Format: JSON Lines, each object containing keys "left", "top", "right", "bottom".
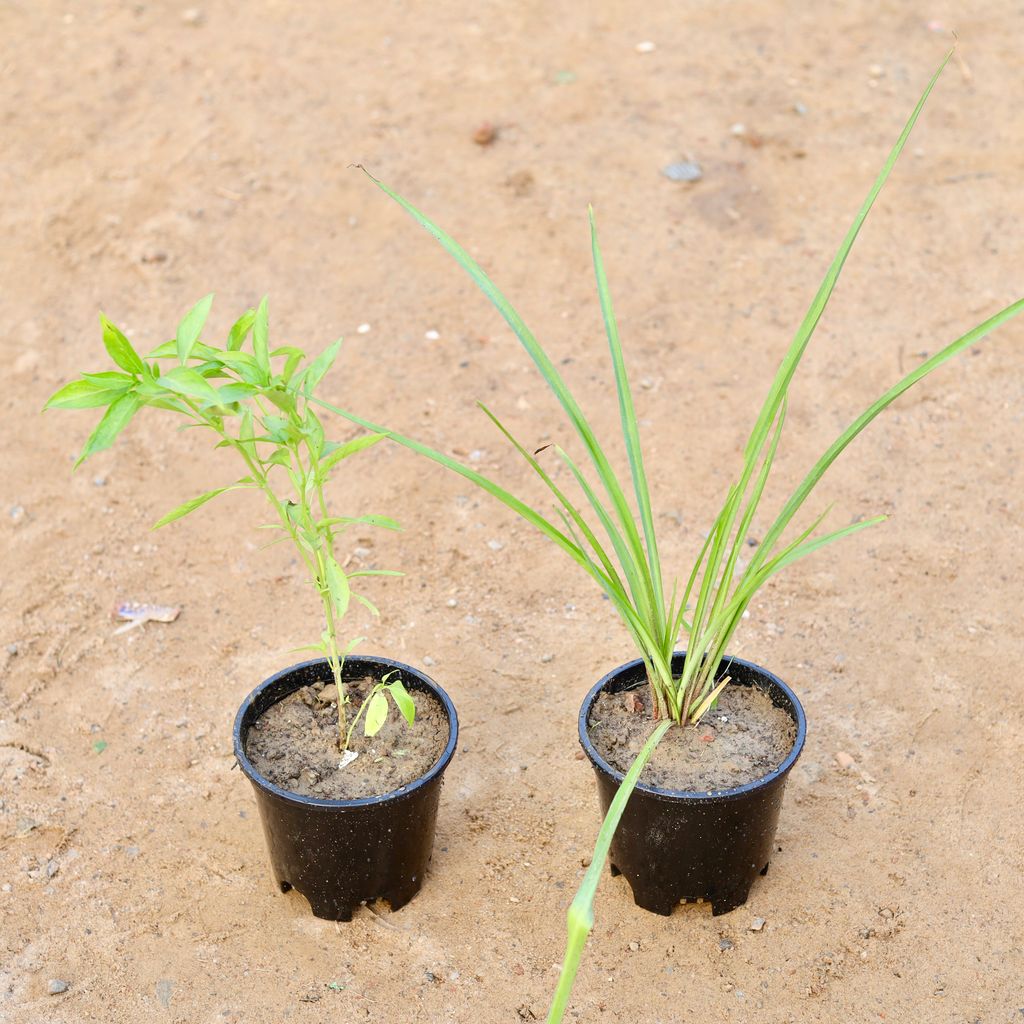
{"left": 305, "top": 51, "right": 1022, "bottom": 1020}
{"left": 44, "top": 298, "right": 414, "bottom": 752}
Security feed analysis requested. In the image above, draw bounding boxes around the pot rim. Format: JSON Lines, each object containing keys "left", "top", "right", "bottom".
{"left": 578, "top": 651, "right": 806, "bottom": 803}
{"left": 233, "top": 655, "right": 459, "bottom": 809}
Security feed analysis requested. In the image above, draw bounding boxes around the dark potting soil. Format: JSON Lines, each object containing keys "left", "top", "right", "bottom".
{"left": 245, "top": 676, "right": 449, "bottom": 800}
{"left": 589, "top": 682, "right": 796, "bottom": 792}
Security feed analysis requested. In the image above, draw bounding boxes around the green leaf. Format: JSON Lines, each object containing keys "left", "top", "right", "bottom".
{"left": 227, "top": 308, "right": 257, "bottom": 351}
{"left": 152, "top": 483, "right": 248, "bottom": 529}
{"left": 353, "top": 592, "right": 380, "bottom": 616}
{"left": 74, "top": 393, "right": 142, "bottom": 467}
{"left": 303, "top": 339, "right": 342, "bottom": 396}
{"left": 387, "top": 679, "right": 415, "bottom": 726}
{"left": 363, "top": 690, "right": 389, "bottom": 737}
{"left": 44, "top": 378, "right": 131, "bottom": 410}
{"left": 324, "top": 555, "right": 350, "bottom": 619}
{"left": 216, "top": 349, "right": 266, "bottom": 385}
{"left": 217, "top": 382, "right": 260, "bottom": 403}
{"left": 100, "top": 315, "right": 146, "bottom": 375}
{"left": 265, "top": 448, "right": 291, "bottom": 469}
{"left": 82, "top": 370, "right": 136, "bottom": 387}
{"left": 319, "top": 432, "right": 387, "bottom": 473}
{"left": 319, "top": 514, "right": 402, "bottom": 532}
{"left": 147, "top": 340, "right": 178, "bottom": 359}
{"left": 158, "top": 366, "right": 223, "bottom": 405}
{"left": 346, "top": 569, "right": 403, "bottom": 578}
{"left": 253, "top": 296, "right": 270, "bottom": 374}
{"left": 176, "top": 294, "right": 214, "bottom": 363}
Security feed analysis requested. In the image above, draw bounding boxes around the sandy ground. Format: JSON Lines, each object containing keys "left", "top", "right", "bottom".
{"left": 3, "top": 2, "right": 1024, "bottom": 1021}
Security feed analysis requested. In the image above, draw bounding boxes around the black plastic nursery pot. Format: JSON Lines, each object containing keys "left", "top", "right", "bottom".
{"left": 233, "top": 655, "right": 458, "bottom": 922}
{"left": 579, "top": 651, "right": 806, "bottom": 917}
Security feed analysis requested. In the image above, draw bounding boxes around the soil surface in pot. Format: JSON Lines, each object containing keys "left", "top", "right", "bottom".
{"left": 245, "top": 677, "right": 449, "bottom": 799}
{"left": 589, "top": 682, "right": 796, "bottom": 792}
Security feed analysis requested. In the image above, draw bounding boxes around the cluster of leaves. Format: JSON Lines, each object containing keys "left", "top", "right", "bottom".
{"left": 45, "top": 297, "right": 413, "bottom": 748}
{"left": 320, "top": 54, "right": 1022, "bottom": 1024}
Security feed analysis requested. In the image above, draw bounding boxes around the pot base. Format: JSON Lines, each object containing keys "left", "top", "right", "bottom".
{"left": 609, "top": 859, "right": 770, "bottom": 916}
{"left": 277, "top": 876, "right": 423, "bottom": 922}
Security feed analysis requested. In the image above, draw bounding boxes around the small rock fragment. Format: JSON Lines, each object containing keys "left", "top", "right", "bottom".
{"left": 662, "top": 161, "right": 702, "bottom": 183}
{"left": 487, "top": 539, "right": 504, "bottom": 552}
{"left": 540, "top": 653, "right": 554, "bottom": 664}
{"left": 719, "top": 937, "right": 734, "bottom": 950}
{"left": 423, "top": 655, "right": 436, "bottom": 666}
{"left": 472, "top": 122, "right": 497, "bottom": 146}
{"left": 181, "top": 7, "right": 203, "bottom": 24}
{"left": 48, "top": 980, "right": 69, "bottom": 995}
{"left": 316, "top": 684, "right": 338, "bottom": 704}
{"left": 750, "top": 917, "right": 765, "bottom": 932}
{"left": 424, "top": 329, "right": 440, "bottom": 340}
{"left": 635, "top": 40, "right": 656, "bottom": 53}
{"left": 445, "top": 598, "right": 458, "bottom": 608}
{"left": 356, "top": 323, "right": 371, "bottom": 334}
{"left": 834, "top": 750, "right": 856, "bottom": 770}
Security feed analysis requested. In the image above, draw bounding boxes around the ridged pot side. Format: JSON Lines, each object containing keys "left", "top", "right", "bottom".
{"left": 579, "top": 652, "right": 806, "bottom": 916}
{"left": 234, "top": 656, "right": 458, "bottom": 921}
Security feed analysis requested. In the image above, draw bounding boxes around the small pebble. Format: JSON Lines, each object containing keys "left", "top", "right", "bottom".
{"left": 93, "top": 475, "right": 107, "bottom": 487}
{"left": 834, "top": 750, "right": 856, "bottom": 770}
{"left": 793, "top": 101, "right": 807, "bottom": 115}
{"left": 9, "top": 505, "right": 25, "bottom": 522}
{"left": 628, "top": 940, "right": 640, "bottom": 952}
{"left": 750, "top": 917, "right": 765, "bottom": 932}
{"left": 540, "top": 653, "right": 554, "bottom": 664}
{"left": 635, "top": 40, "right": 656, "bottom": 53}
{"left": 661, "top": 161, "right": 702, "bottom": 183}
{"left": 423, "top": 655, "right": 436, "bottom": 667}
{"left": 487, "top": 539, "right": 504, "bottom": 552}
{"left": 424, "top": 329, "right": 440, "bottom": 340}
{"left": 356, "top": 323, "right": 371, "bottom": 334}
{"left": 445, "top": 598, "right": 458, "bottom": 608}
{"left": 6, "top": 643, "right": 18, "bottom": 656}
{"left": 719, "top": 937, "right": 734, "bottom": 950}
{"left": 472, "top": 122, "right": 497, "bottom": 146}
{"left": 868, "top": 63, "right": 885, "bottom": 78}
{"left": 181, "top": 7, "right": 203, "bottom": 24}
{"left": 48, "top": 980, "right": 69, "bottom": 995}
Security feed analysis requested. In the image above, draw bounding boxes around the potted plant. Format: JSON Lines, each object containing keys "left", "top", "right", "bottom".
{"left": 44, "top": 298, "right": 459, "bottom": 921}
{"left": 306, "top": 51, "right": 1020, "bottom": 1018}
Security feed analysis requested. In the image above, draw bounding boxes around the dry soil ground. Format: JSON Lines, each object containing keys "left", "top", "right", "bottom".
{"left": 2, "top": 2, "right": 1023, "bottom": 1022}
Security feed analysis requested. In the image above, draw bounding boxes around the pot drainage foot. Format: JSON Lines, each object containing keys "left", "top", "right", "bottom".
{"left": 627, "top": 885, "right": 677, "bottom": 917}
{"left": 759, "top": 861, "right": 770, "bottom": 877}
{"left": 609, "top": 862, "right": 622, "bottom": 877}
{"left": 381, "top": 881, "right": 423, "bottom": 914}
{"left": 710, "top": 889, "right": 751, "bottom": 916}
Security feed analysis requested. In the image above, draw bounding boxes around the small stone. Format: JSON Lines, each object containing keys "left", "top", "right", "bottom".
{"left": 423, "top": 655, "right": 436, "bottom": 667}
{"left": 793, "top": 101, "right": 807, "bottom": 115}
{"left": 445, "top": 598, "right": 458, "bottom": 608}
{"left": 155, "top": 979, "right": 174, "bottom": 1008}
{"left": 48, "top": 980, "right": 69, "bottom": 995}
{"left": 719, "top": 937, "right": 734, "bottom": 950}
{"left": 181, "top": 7, "right": 203, "bottom": 24}
{"left": 868, "top": 63, "right": 885, "bottom": 78}
{"left": 487, "top": 539, "right": 504, "bottom": 552}
{"left": 93, "top": 475, "right": 107, "bottom": 487}
{"left": 424, "top": 329, "right": 440, "bottom": 340}
{"left": 750, "top": 917, "right": 766, "bottom": 932}
{"left": 316, "top": 684, "right": 338, "bottom": 704}
{"left": 6, "top": 643, "right": 17, "bottom": 656}
{"left": 628, "top": 940, "right": 640, "bottom": 952}
{"left": 9, "top": 505, "right": 25, "bottom": 522}
{"left": 540, "top": 653, "right": 554, "bottom": 664}
{"left": 580, "top": 855, "right": 592, "bottom": 867}
{"left": 635, "top": 40, "right": 656, "bottom": 53}
{"left": 730, "top": 122, "right": 746, "bottom": 136}
{"left": 46, "top": 859, "right": 59, "bottom": 878}
{"left": 834, "top": 750, "right": 856, "bottom": 770}
{"left": 356, "top": 323, "right": 371, "bottom": 334}
{"left": 472, "top": 122, "right": 497, "bottom": 146}
{"left": 662, "top": 161, "right": 702, "bottom": 183}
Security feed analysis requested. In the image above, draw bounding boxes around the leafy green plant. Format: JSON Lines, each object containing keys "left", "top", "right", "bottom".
{"left": 307, "top": 51, "right": 1020, "bottom": 1021}
{"left": 44, "top": 297, "right": 414, "bottom": 751}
